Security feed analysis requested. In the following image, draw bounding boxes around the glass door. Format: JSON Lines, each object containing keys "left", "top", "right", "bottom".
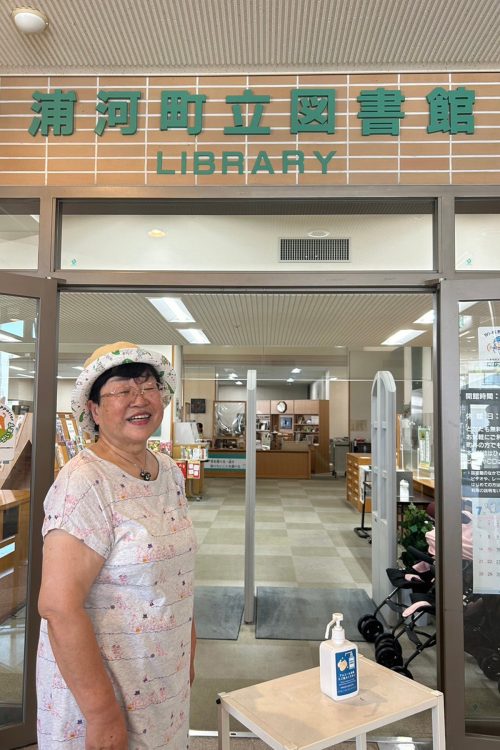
{"left": 439, "top": 279, "right": 500, "bottom": 748}
{"left": 0, "top": 273, "right": 58, "bottom": 749}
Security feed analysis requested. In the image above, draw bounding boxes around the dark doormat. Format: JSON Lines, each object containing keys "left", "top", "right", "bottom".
{"left": 255, "top": 587, "right": 373, "bottom": 641}
{"left": 194, "top": 586, "right": 244, "bottom": 640}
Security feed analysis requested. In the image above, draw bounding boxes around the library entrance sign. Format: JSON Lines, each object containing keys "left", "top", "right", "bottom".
{"left": 26, "top": 85, "right": 476, "bottom": 177}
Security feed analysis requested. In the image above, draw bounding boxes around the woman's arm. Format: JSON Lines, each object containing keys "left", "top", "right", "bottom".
{"left": 38, "top": 529, "right": 128, "bottom": 750}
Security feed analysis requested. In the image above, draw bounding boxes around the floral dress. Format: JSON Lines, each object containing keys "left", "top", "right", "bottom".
{"left": 36, "top": 449, "right": 197, "bottom": 750}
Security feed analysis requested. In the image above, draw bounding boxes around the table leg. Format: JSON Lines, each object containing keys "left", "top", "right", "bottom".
{"left": 355, "top": 733, "right": 367, "bottom": 750}
{"left": 432, "top": 691, "right": 446, "bottom": 749}
{"left": 217, "top": 696, "right": 230, "bottom": 750}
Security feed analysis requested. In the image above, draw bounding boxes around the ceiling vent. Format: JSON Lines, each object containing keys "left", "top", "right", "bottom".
{"left": 280, "top": 238, "right": 350, "bottom": 262}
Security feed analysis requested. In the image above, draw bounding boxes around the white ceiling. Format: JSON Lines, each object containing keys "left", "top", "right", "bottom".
{"left": 0, "top": 0, "right": 498, "bottom": 74}
{"left": 1, "top": 291, "right": 435, "bottom": 384}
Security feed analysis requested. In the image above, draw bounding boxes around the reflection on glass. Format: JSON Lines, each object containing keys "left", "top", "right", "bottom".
{"left": 0, "top": 295, "right": 37, "bottom": 727}
{"left": 0, "top": 200, "right": 39, "bottom": 270}
{"left": 459, "top": 300, "right": 500, "bottom": 735}
{"left": 214, "top": 401, "right": 246, "bottom": 448}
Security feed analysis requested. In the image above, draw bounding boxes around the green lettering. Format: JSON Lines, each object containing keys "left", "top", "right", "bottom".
{"left": 282, "top": 150, "right": 305, "bottom": 174}
{"left": 194, "top": 151, "right": 215, "bottom": 175}
{"left": 251, "top": 151, "right": 274, "bottom": 175}
{"left": 156, "top": 151, "right": 175, "bottom": 175}
{"left": 313, "top": 150, "right": 336, "bottom": 174}
{"left": 222, "top": 151, "right": 244, "bottom": 174}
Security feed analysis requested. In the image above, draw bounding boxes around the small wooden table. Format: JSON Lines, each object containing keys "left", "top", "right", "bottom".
{"left": 217, "top": 655, "right": 445, "bottom": 750}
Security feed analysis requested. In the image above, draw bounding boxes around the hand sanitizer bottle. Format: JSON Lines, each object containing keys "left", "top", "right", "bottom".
{"left": 320, "top": 612, "right": 359, "bottom": 700}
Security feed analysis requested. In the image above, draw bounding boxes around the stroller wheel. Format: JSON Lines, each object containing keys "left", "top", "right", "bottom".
{"left": 357, "top": 615, "right": 383, "bottom": 642}
{"left": 376, "top": 644, "right": 403, "bottom": 668}
{"left": 375, "top": 632, "right": 402, "bottom": 656}
{"left": 391, "top": 665, "right": 414, "bottom": 679}
{"left": 480, "top": 653, "right": 500, "bottom": 681}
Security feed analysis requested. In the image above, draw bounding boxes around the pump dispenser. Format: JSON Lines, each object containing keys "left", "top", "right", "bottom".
{"left": 319, "top": 612, "right": 359, "bottom": 700}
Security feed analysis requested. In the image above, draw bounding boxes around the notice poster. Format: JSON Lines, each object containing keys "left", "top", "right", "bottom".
{"left": 472, "top": 498, "right": 500, "bottom": 594}
{"left": 461, "top": 388, "right": 500, "bottom": 499}
{"left": 478, "top": 326, "right": 500, "bottom": 365}
{"left": 417, "top": 426, "right": 431, "bottom": 470}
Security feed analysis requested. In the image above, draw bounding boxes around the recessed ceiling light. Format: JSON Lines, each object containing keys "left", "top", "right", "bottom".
{"left": 177, "top": 329, "right": 210, "bottom": 344}
{"left": 228, "top": 373, "right": 238, "bottom": 380}
{"left": 11, "top": 7, "right": 49, "bottom": 34}
{"left": 414, "top": 310, "right": 434, "bottom": 324}
{"left": 286, "top": 377, "right": 294, "bottom": 383}
{"left": 147, "top": 229, "right": 166, "bottom": 238}
{"left": 291, "top": 368, "right": 301, "bottom": 374}
{"left": 9, "top": 365, "right": 25, "bottom": 371}
{"left": 235, "top": 381, "right": 243, "bottom": 385}
{"left": 148, "top": 297, "right": 195, "bottom": 323}
{"left": 307, "top": 230, "right": 330, "bottom": 238}
{"left": 330, "top": 376, "right": 338, "bottom": 381}
{"left": 73, "top": 366, "right": 84, "bottom": 371}
{"left": 381, "top": 329, "right": 424, "bottom": 346}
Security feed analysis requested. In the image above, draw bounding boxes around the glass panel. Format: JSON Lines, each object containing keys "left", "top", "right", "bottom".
{"left": 456, "top": 198, "right": 500, "bottom": 271}
{"left": 0, "top": 294, "right": 38, "bottom": 727}
{"left": 58, "top": 199, "right": 434, "bottom": 271}
{"left": 0, "top": 200, "right": 39, "bottom": 270}
{"left": 459, "top": 299, "right": 500, "bottom": 735}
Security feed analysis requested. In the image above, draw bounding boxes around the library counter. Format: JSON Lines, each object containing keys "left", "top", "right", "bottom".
{"left": 205, "top": 448, "right": 311, "bottom": 479}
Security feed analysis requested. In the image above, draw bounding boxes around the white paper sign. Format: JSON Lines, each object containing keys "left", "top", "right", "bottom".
{"left": 472, "top": 497, "right": 500, "bottom": 594}
{"left": 478, "top": 326, "right": 500, "bottom": 364}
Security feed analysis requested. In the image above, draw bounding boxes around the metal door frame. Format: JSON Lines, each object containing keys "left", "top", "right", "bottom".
{"left": 438, "top": 278, "right": 500, "bottom": 748}
{"left": 0, "top": 273, "right": 59, "bottom": 748}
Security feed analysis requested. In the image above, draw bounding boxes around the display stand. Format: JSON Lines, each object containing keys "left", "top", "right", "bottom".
{"left": 172, "top": 443, "right": 207, "bottom": 500}
{"left": 218, "top": 656, "right": 445, "bottom": 750}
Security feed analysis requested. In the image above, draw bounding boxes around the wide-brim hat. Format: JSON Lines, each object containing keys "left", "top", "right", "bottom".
{"left": 71, "top": 341, "right": 176, "bottom": 437}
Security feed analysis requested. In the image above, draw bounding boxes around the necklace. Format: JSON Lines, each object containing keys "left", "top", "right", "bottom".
{"left": 101, "top": 442, "right": 153, "bottom": 481}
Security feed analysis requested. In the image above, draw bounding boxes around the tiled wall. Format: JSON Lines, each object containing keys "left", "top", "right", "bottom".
{"left": 0, "top": 73, "right": 498, "bottom": 187}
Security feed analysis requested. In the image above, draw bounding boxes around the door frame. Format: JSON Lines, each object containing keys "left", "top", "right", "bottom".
{"left": 438, "top": 278, "right": 500, "bottom": 748}
{"left": 0, "top": 273, "right": 59, "bottom": 748}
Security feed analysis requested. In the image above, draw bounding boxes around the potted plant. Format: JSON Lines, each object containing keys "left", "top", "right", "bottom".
{"left": 399, "top": 502, "right": 434, "bottom": 567}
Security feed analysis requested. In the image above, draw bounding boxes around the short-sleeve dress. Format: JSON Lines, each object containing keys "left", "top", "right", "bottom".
{"left": 36, "top": 448, "right": 197, "bottom": 750}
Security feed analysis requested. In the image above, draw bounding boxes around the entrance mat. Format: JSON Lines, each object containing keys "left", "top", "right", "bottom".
{"left": 255, "top": 587, "right": 373, "bottom": 641}
{"left": 194, "top": 586, "right": 244, "bottom": 640}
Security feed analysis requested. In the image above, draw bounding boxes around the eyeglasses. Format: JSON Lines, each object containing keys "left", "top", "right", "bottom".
{"left": 100, "top": 381, "right": 165, "bottom": 403}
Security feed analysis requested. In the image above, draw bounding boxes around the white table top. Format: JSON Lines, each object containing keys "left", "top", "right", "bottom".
{"left": 219, "top": 655, "right": 442, "bottom": 750}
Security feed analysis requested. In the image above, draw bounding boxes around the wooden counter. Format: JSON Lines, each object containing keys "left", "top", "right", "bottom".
{"left": 205, "top": 448, "right": 311, "bottom": 479}
{"left": 256, "top": 449, "right": 311, "bottom": 479}
{"left": 413, "top": 476, "right": 435, "bottom": 497}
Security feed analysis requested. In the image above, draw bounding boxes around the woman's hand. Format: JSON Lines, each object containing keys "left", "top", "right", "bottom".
{"left": 85, "top": 707, "right": 128, "bottom": 750}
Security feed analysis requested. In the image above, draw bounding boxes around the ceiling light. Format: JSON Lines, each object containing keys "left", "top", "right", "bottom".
{"left": 9, "top": 365, "right": 25, "bottom": 371}
{"left": 235, "top": 381, "right": 243, "bottom": 385}
{"left": 148, "top": 297, "right": 195, "bottom": 323}
{"left": 307, "top": 230, "right": 330, "bottom": 238}
{"left": 330, "top": 376, "right": 338, "bottom": 381}
{"left": 228, "top": 373, "right": 238, "bottom": 380}
{"left": 11, "top": 7, "right": 49, "bottom": 34}
{"left": 414, "top": 310, "right": 434, "bottom": 324}
{"left": 73, "top": 366, "right": 84, "bottom": 371}
{"left": 147, "top": 228, "right": 166, "bottom": 238}
{"left": 178, "top": 329, "right": 210, "bottom": 344}
{"left": 381, "top": 329, "right": 424, "bottom": 346}
{"left": 286, "top": 377, "right": 294, "bottom": 383}
{"left": 291, "top": 368, "right": 301, "bottom": 374}
{"left": 0, "top": 333, "right": 18, "bottom": 342}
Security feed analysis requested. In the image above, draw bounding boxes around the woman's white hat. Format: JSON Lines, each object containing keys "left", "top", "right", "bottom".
{"left": 71, "top": 341, "right": 176, "bottom": 437}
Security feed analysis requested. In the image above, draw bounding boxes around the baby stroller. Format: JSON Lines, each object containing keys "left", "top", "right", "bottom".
{"left": 358, "top": 509, "right": 474, "bottom": 679}
{"left": 357, "top": 543, "right": 436, "bottom": 678}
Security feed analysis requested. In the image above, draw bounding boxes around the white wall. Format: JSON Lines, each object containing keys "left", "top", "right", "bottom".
{"left": 61, "top": 214, "right": 433, "bottom": 271}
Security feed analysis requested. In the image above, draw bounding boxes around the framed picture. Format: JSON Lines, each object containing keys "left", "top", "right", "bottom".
{"left": 279, "top": 415, "right": 293, "bottom": 430}
{"left": 190, "top": 398, "right": 206, "bottom": 414}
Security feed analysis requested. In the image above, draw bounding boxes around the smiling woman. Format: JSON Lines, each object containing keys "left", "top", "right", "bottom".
{"left": 36, "top": 342, "right": 198, "bottom": 750}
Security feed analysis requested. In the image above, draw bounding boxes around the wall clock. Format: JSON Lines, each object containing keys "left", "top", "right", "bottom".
{"left": 276, "top": 400, "right": 287, "bottom": 413}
